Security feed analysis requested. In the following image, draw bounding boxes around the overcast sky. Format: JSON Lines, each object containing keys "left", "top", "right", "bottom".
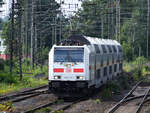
{"left": 56, "top": 0, "right": 82, "bottom": 16}
{"left": 0, "top": 0, "right": 10, "bottom": 18}
{"left": 0, "top": 0, "right": 82, "bottom": 18}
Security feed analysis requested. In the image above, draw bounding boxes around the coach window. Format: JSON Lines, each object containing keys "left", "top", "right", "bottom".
{"left": 118, "top": 46, "right": 123, "bottom": 53}
{"left": 109, "top": 66, "right": 112, "bottom": 74}
{"left": 101, "top": 45, "right": 107, "bottom": 53}
{"left": 112, "top": 46, "right": 117, "bottom": 53}
{"left": 114, "top": 64, "right": 117, "bottom": 72}
{"left": 101, "top": 56, "right": 103, "bottom": 66}
{"left": 112, "top": 55, "right": 114, "bottom": 63}
{"left": 104, "top": 67, "right": 107, "bottom": 76}
{"left": 94, "top": 44, "right": 100, "bottom": 54}
{"left": 107, "top": 45, "right": 112, "bottom": 53}
{"left": 97, "top": 69, "right": 101, "bottom": 79}
{"left": 119, "top": 63, "right": 122, "bottom": 71}
{"left": 107, "top": 56, "right": 109, "bottom": 65}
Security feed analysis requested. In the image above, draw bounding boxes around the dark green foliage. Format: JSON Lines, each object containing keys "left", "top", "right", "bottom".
{"left": 0, "top": 18, "right": 4, "bottom": 30}
{"left": 0, "top": 72, "right": 17, "bottom": 83}
{"left": 0, "top": 59, "right": 4, "bottom": 70}
{"left": 118, "top": 75, "right": 130, "bottom": 90}
{"left": 101, "top": 81, "right": 120, "bottom": 99}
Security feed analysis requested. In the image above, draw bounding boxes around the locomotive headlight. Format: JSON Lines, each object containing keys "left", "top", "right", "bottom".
{"left": 54, "top": 76, "right": 58, "bottom": 79}
{"left": 77, "top": 76, "right": 84, "bottom": 80}
{"left": 80, "top": 76, "right": 84, "bottom": 79}
{"left": 54, "top": 76, "right": 61, "bottom": 79}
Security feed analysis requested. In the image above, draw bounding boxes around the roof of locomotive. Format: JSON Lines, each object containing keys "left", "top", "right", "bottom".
{"left": 60, "top": 34, "right": 120, "bottom": 46}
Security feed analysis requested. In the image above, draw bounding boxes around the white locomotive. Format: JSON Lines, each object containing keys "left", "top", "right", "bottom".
{"left": 48, "top": 35, "right": 123, "bottom": 96}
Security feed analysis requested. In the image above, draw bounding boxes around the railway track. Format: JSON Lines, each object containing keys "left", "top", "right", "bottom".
{"left": 0, "top": 85, "right": 49, "bottom": 112}
{"left": 107, "top": 81, "right": 150, "bottom": 113}
{"left": 0, "top": 85, "right": 48, "bottom": 102}
{"left": 23, "top": 97, "right": 87, "bottom": 113}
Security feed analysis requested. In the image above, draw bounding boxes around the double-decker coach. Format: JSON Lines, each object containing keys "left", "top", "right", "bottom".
{"left": 48, "top": 34, "right": 123, "bottom": 96}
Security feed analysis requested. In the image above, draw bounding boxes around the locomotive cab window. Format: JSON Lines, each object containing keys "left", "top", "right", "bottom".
{"left": 54, "top": 48, "right": 84, "bottom": 62}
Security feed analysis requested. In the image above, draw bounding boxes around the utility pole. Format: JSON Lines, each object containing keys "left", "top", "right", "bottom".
{"left": 17, "top": 0, "right": 23, "bottom": 81}
{"left": 59, "top": 18, "right": 62, "bottom": 43}
{"left": 116, "top": 0, "right": 120, "bottom": 42}
{"left": 39, "top": 0, "right": 43, "bottom": 69}
{"left": 119, "top": 0, "right": 120, "bottom": 42}
{"left": 31, "top": 0, "right": 35, "bottom": 68}
{"left": 108, "top": 0, "right": 111, "bottom": 39}
{"left": 52, "top": 18, "right": 55, "bottom": 45}
{"left": 54, "top": 17, "right": 57, "bottom": 44}
{"left": 25, "top": 0, "right": 29, "bottom": 58}
{"left": 59, "top": 0, "right": 62, "bottom": 43}
{"left": 35, "top": 25, "right": 38, "bottom": 66}
{"left": 111, "top": 0, "right": 114, "bottom": 39}
{"left": 147, "top": 0, "right": 150, "bottom": 58}
{"left": 10, "top": 0, "right": 14, "bottom": 73}
{"left": 101, "top": 16, "right": 104, "bottom": 38}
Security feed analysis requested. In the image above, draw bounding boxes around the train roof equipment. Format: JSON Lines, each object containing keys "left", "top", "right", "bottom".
{"left": 60, "top": 34, "right": 120, "bottom": 46}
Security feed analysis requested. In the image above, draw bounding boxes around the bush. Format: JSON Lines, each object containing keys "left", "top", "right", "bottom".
{"left": 134, "top": 56, "right": 147, "bottom": 77}
{"left": 0, "top": 71, "right": 17, "bottom": 83}
{"left": 4, "top": 59, "right": 10, "bottom": 66}
{"left": 101, "top": 88, "right": 112, "bottom": 99}
{"left": 0, "top": 59, "right": 4, "bottom": 70}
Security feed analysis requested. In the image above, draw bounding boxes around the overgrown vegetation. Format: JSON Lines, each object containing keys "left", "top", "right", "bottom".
{"left": 36, "top": 107, "right": 52, "bottom": 113}
{"left": 123, "top": 56, "right": 149, "bottom": 80}
{"left": 0, "top": 102, "right": 13, "bottom": 112}
{"left": 0, "top": 59, "right": 48, "bottom": 95}
{"left": 101, "top": 81, "right": 120, "bottom": 99}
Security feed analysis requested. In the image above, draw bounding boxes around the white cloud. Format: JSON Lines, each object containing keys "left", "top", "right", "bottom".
{"left": 0, "top": 0, "right": 10, "bottom": 18}
{"left": 56, "top": 0, "right": 82, "bottom": 17}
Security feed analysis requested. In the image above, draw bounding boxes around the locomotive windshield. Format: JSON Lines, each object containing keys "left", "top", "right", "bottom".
{"left": 54, "top": 48, "right": 84, "bottom": 62}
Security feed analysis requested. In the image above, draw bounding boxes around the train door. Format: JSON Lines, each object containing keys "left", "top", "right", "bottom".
{"left": 89, "top": 54, "right": 95, "bottom": 86}
{"left": 95, "top": 54, "right": 101, "bottom": 88}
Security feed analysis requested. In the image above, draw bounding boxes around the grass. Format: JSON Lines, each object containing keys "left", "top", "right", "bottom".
{"left": 94, "top": 99, "right": 101, "bottom": 104}
{"left": 0, "top": 61, "right": 48, "bottom": 95}
{"left": 123, "top": 57, "right": 150, "bottom": 81}
{"left": 0, "top": 77, "right": 48, "bottom": 95}
{"left": 36, "top": 107, "right": 52, "bottom": 113}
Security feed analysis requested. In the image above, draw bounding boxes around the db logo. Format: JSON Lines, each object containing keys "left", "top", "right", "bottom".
{"left": 66, "top": 68, "right": 71, "bottom": 73}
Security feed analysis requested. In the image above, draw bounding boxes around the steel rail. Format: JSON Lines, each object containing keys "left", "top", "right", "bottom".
{"left": 23, "top": 100, "right": 58, "bottom": 113}
{"left": 21, "top": 85, "right": 48, "bottom": 93}
{"left": 124, "top": 94, "right": 150, "bottom": 102}
{"left": 23, "top": 97, "right": 87, "bottom": 113}
{"left": 0, "top": 90, "right": 48, "bottom": 103}
{"left": 107, "top": 81, "right": 142, "bottom": 113}
{"left": 135, "top": 88, "right": 150, "bottom": 113}
{"left": 9, "top": 91, "right": 47, "bottom": 103}
{"left": 0, "top": 85, "right": 48, "bottom": 101}
{"left": 0, "top": 91, "right": 41, "bottom": 101}
{"left": 50, "top": 98, "right": 88, "bottom": 113}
